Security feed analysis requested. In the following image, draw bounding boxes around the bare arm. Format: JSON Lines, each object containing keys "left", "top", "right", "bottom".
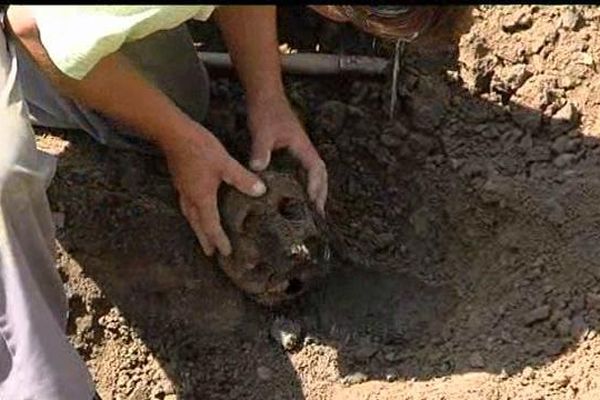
{"left": 213, "top": 6, "right": 328, "bottom": 214}
{"left": 6, "top": 6, "right": 265, "bottom": 256}
{"left": 213, "top": 6, "right": 284, "bottom": 109}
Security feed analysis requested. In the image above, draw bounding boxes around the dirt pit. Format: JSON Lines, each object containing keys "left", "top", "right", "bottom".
{"left": 36, "top": 5, "right": 600, "bottom": 400}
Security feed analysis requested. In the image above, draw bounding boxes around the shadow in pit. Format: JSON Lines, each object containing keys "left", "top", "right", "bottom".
{"left": 46, "top": 129, "right": 306, "bottom": 400}
{"left": 42, "top": 6, "right": 600, "bottom": 399}
{"left": 267, "top": 6, "right": 600, "bottom": 390}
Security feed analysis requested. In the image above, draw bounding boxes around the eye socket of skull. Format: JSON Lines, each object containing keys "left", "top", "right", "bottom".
{"left": 278, "top": 197, "right": 306, "bottom": 221}
{"left": 240, "top": 209, "right": 260, "bottom": 233}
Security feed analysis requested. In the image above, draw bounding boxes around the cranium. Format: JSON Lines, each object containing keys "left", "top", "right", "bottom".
{"left": 218, "top": 171, "right": 331, "bottom": 306}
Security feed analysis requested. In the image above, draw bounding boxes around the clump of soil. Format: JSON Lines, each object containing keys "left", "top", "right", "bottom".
{"left": 36, "top": 5, "right": 600, "bottom": 400}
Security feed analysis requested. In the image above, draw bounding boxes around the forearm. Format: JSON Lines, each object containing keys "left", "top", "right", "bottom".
{"left": 6, "top": 7, "right": 204, "bottom": 150}
{"left": 213, "top": 6, "right": 286, "bottom": 107}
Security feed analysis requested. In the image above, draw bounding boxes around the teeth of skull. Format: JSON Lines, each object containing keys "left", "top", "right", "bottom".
{"left": 290, "top": 243, "right": 311, "bottom": 261}
{"left": 322, "top": 245, "right": 331, "bottom": 262}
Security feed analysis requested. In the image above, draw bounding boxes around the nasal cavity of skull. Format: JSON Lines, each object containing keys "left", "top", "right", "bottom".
{"left": 254, "top": 261, "right": 270, "bottom": 271}
{"left": 278, "top": 197, "right": 305, "bottom": 221}
{"left": 285, "top": 278, "right": 304, "bottom": 295}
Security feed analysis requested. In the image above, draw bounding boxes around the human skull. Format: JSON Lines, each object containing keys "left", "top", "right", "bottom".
{"left": 218, "top": 171, "right": 331, "bottom": 306}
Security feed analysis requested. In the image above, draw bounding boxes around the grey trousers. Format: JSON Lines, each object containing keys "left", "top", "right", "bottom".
{"left": 16, "top": 23, "right": 210, "bottom": 152}
{"left": 1, "top": 18, "right": 210, "bottom": 399}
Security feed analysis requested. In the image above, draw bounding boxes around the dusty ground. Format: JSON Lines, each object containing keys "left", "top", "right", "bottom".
{"left": 34, "top": 5, "right": 600, "bottom": 400}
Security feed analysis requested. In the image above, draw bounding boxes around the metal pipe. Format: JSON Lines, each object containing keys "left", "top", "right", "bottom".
{"left": 197, "top": 51, "right": 389, "bottom": 76}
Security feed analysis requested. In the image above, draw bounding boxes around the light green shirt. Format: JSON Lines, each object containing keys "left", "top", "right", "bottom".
{"left": 29, "top": 6, "right": 216, "bottom": 80}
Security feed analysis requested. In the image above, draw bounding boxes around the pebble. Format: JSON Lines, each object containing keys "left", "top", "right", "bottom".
{"left": 303, "top": 335, "right": 319, "bottom": 347}
{"left": 522, "top": 366, "right": 536, "bottom": 379}
{"left": 502, "top": 64, "right": 533, "bottom": 92}
{"left": 380, "top": 133, "right": 403, "bottom": 147}
{"left": 353, "top": 342, "right": 379, "bottom": 362}
{"left": 544, "top": 198, "right": 567, "bottom": 225}
{"left": 561, "top": 7, "right": 582, "bottom": 30}
{"left": 551, "top": 102, "right": 579, "bottom": 135}
{"left": 256, "top": 366, "right": 273, "bottom": 381}
{"left": 552, "top": 135, "right": 571, "bottom": 154}
{"left": 570, "top": 314, "right": 589, "bottom": 339}
{"left": 385, "top": 371, "right": 399, "bottom": 382}
{"left": 553, "top": 153, "right": 576, "bottom": 168}
{"left": 585, "top": 293, "right": 600, "bottom": 310}
{"left": 556, "top": 317, "right": 572, "bottom": 337}
{"left": 558, "top": 76, "right": 576, "bottom": 90}
{"left": 52, "top": 212, "right": 65, "bottom": 229}
{"left": 498, "top": 369, "right": 509, "bottom": 380}
{"left": 552, "top": 374, "right": 571, "bottom": 388}
{"left": 383, "top": 349, "right": 403, "bottom": 363}
{"left": 469, "top": 352, "right": 485, "bottom": 368}
{"left": 341, "top": 372, "right": 368, "bottom": 386}
{"left": 502, "top": 12, "right": 533, "bottom": 33}
{"left": 270, "top": 317, "right": 301, "bottom": 351}
{"left": 523, "top": 305, "right": 551, "bottom": 326}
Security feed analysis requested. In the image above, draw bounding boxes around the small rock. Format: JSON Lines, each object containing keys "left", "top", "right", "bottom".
{"left": 522, "top": 366, "right": 536, "bottom": 379}
{"left": 494, "top": 64, "right": 533, "bottom": 93}
{"left": 527, "top": 145, "right": 552, "bottom": 162}
{"left": 566, "top": 138, "right": 581, "bottom": 153}
{"left": 502, "top": 11, "right": 533, "bottom": 33}
{"left": 498, "top": 369, "right": 509, "bottom": 380}
{"left": 385, "top": 371, "right": 398, "bottom": 382}
{"left": 558, "top": 76, "right": 576, "bottom": 90}
{"left": 270, "top": 317, "right": 302, "bottom": 351}
{"left": 75, "top": 315, "right": 93, "bottom": 335}
{"left": 482, "top": 126, "right": 500, "bottom": 139}
{"left": 164, "top": 395, "right": 177, "bottom": 400}
{"left": 315, "top": 100, "right": 347, "bottom": 135}
{"left": 561, "top": 7, "right": 582, "bottom": 30}
{"left": 556, "top": 317, "right": 572, "bottom": 337}
{"left": 570, "top": 314, "right": 589, "bottom": 339}
{"left": 469, "top": 352, "right": 485, "bottom": 368}
{"left": 353, "top": 342, "right": 379, "bottom": 362}
{"left": 543, "top": 198, "right": 567, "bottom": 225}
{"left": 553, "top": 153, "right": 577, "bottom": 168}
{"left": 551, "top": 102, "right": 579, "bottom": 135}
{"left": 341, "top": 372, "right": 368, "bottom": 386}
{"left": 552, "top": 135, "right": 571, "bottom": 154}
{"left": 480, "top": 175, "right": 514, "bottom": 205}
{"left": 52, "top": 212, "right": 65, "bottom": 229}
{"left": 585, "top": 293, "right": 600, "bottom": 310}
{"left": 552, "top": 374, "right": 571, "bottom": 388}
{"left": 523, "top": 305, "right": 551, "bottom": 326}
{"left": 257, "top": 366, "right": 273, "bottom": 381}
{"left": 380, "top": 133, "right": 403, "bottom": 147}
{"left": 544, "top": 338, "right": 565, "bottom": 356}
{"left": 383, "top": 349, "right": 403, "bottom": 363}
{"left": 578, "top": 52, "right": 595, "bottom": 66}
{"left": 303, "top": 335, "right": 319, "bottom": 347}
{"left": 587, "top": 330, "right": 597, "bottom": 340}
{"left": 512, "top": 107, "right": 542, "bottom": 134}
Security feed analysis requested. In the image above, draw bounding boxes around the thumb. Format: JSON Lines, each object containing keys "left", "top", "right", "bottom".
{"left": 249, "top": 133, "right": 272, "bottom": 172}
{"left": 223, "top": 159, "right": 267, "bottom": 198}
